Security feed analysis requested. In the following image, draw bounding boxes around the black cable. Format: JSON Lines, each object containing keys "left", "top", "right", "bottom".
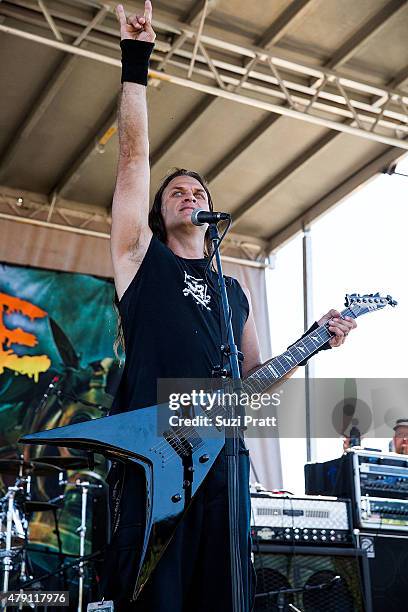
{"left": 17, "top": 549, "right": 104, "bottom": 589}
{"left": 56, "top": 390, "right": 107, "bottom": 411}
{"left": 204, "top": 218, "right": 235, "bottom": 375}
{"left": 204, "top": 217, "right": 232, "bottom": 283}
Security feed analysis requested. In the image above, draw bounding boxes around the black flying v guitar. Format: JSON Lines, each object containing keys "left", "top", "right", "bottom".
{"left": 20, "top": 293, "right": 396, "bottom": 600}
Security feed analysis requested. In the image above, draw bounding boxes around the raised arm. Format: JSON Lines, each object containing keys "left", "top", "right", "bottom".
{"left": 111, "top": 2, "right": 155, "bottom": 300}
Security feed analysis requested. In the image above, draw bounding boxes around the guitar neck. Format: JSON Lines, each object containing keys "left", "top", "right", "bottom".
{"left": 243, "top": 307, "right": 356, "bottom": 394}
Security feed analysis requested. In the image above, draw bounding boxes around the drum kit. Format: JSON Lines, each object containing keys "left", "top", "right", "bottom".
{"left": 0, "top": 456, "right": 104, "bottom": 611}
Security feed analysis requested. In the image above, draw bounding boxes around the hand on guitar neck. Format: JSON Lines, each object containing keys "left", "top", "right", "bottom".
{"left": 317, "top": 308, "right": 357, "bottom": 347}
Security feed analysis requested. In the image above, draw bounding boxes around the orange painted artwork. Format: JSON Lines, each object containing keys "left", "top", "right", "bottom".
{"left": 0, "top": 292, "right": 51, "bottom": 383}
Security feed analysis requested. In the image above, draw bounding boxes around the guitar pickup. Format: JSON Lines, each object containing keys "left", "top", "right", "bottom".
{"left": 163, "top": 428, "right": 197, "bottom": 459}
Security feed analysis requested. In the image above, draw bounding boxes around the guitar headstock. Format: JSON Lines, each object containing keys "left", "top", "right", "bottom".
{"left": 344, "top": 292, "right": 397, "bottom": 319}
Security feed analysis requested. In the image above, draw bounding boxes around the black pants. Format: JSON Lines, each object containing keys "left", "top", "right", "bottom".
{"left": 100, "top": 442, "right": 256, "bottom": 611}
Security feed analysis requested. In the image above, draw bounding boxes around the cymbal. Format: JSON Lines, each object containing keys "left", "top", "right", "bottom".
{"left": 24, "top": 500, "right": 61, "bottom": 513}
{"left": 31, "top": 456, "right": 89, "bottom": 470}
{"left": 0, "top": 460, "right": 62, "bottom": 477}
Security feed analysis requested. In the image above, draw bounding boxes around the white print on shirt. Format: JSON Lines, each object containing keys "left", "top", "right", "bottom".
{"left": 182, "top": 271, "right": 211, "bottom": 310}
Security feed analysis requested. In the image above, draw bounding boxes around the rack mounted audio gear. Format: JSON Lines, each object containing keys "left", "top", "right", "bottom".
{"left": 305, "top": 448, "right": 408, "bottom": 532}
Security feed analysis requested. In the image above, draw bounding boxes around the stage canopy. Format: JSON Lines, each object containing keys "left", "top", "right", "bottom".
{"left": 0, "top": 0, "right": 408, "bottom": 266}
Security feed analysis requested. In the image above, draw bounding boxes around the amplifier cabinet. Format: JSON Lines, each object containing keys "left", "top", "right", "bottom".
{"left": 359, "top": 532, "right": 408, "bottom": 612}
{"left": 252, "top": 543, "right": 372, "bottom": 612}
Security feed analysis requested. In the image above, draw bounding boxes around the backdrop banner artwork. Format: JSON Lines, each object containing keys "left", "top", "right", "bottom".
{"left": 0, "top": 262, "right": 119, "bottom": 592}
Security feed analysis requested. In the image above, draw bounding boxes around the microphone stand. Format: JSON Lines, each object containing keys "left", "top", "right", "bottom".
{"left": 208, "top": 222, "right": 245, "bottom": 612}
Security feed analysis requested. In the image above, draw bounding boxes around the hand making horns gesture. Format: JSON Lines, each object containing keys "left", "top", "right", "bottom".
{"left": 116, "top": 1, "right": 156, "bottom": 42}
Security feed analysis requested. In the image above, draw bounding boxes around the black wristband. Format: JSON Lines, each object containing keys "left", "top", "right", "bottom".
{"left": 288, "top": 321, "right": 331, "bottom": 367}
{"left": 120, "top": 39, "right": 155, "bottom": 85}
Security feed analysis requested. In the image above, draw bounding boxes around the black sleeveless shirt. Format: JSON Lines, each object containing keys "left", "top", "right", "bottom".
{"left": 111, "top": 236, "right": 249, "bottom": 413}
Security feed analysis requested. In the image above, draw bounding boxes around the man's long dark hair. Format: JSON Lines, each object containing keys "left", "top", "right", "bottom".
{"left": 114, "top": 168, "right": 214, "bottom": 358}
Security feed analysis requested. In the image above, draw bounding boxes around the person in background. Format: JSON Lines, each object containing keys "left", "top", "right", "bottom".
{"left": 391, "top": 419, "right": 408, "bottom": 454}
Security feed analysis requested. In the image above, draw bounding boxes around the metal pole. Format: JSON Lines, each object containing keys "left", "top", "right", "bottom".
{"left": 0, "top": 25, "right": 407, "bottom": 149}
{"left": 77, "top": 482, "right": 89, "bottom": 612}
{"left": 1, "top": 486, "right": 23, "bottom": 611}
{"left": 0, "top": 211, "right": 271, "bottom": 268}
{"left": 37, "top": 0, "right": 64, "bottom": 41}
{"left": 302, "top": 225, "right": 314, "bottom": 463}
{"left": 187, "top": 0, "right": 209, "bottom": 78}
{"left": 2, "top": 490, "right": 15, "bottom": 596}
{"left": 209, "top": 223, "right": 244, "bottom": 612}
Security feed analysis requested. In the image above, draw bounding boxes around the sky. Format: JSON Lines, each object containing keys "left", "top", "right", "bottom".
{"left": 266, "top": 154, "right": 408, "bottom": 494}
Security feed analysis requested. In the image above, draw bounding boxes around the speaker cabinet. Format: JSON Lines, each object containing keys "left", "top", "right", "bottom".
{"left": 252, "top": 543, "right": 372, "bottom": 612}
{"left": 360, "top": 533, "right": 408, "bottom": 612}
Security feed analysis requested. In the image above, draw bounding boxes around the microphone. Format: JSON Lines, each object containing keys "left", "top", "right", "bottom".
{"left": 191, "top": 209, "right": 230, "bottom": 226}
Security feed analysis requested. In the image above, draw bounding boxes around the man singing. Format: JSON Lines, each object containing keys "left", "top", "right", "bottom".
{"left": 101, "top": 2, "right": 357, "bottom": 610}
